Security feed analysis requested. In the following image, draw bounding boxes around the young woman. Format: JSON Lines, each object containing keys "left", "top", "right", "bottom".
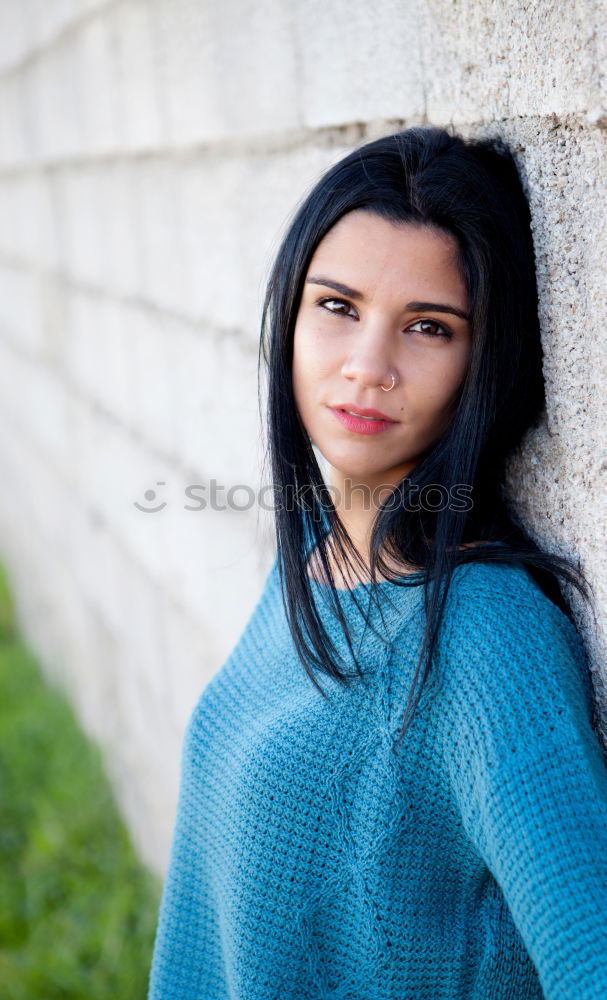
{"left": 148, "top": 127, "right": 607, "bottom": 999}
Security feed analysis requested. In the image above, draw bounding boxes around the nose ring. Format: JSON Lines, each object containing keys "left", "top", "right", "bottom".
{"left": 380, "top": 374, "right": 396, "bottom": 392}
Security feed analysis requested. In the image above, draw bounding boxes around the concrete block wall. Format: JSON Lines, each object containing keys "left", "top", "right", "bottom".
{"left": 0, "top": 0, "right": 605, "bottom": 874}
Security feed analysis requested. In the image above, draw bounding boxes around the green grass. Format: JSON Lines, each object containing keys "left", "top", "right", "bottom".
{"left": 0, "top": 565, "right": 161, "bottom": 999}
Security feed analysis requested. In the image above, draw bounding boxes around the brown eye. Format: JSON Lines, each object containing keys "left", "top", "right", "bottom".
{"left": 318, "top": 297, "right": 357, "bottom": 318}
{"left": 408, "top": 319, "right": 452, "bottom": 339}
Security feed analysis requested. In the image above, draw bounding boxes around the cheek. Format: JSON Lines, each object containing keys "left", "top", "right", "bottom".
{"left": 447, "top": 345, "right": 471, "bottom": 400}
{"left": 291, "top": 331, "right": 314, "bottom": 422}
{"left": 291, "top": 331, "right": 306, "bottom": 392}
{"left": 412, "top": 351, "right": 470, "bottom": 417}
{"left": 292, "top": 326, "right": 334, "bottom": 393}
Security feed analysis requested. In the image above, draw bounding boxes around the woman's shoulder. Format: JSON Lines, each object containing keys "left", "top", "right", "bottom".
{"left": 448, "top": 554, "right": 558, "bottom": 607}
{"left": 428, "top": 559, "right": 602, "bottom": 807}
{"left": 438, "top": 557, "right": 591, "bottom": 700}
{"left": 439, "top": 561, "right": 591, "bottom": 698}
{"left": 448, "top": 556, "right": 537, "bottom": 600}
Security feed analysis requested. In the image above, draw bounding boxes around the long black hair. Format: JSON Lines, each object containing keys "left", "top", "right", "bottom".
{"left": 258, "top": 125, "right": 595, "bottom": 748}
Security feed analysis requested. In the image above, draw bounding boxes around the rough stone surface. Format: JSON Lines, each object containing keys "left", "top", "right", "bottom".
{"left": 0, "top": 0, "right": 604, "bottom": 874}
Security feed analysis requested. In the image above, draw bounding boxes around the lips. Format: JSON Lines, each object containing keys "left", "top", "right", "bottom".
{"left": 329, "top": 404, "right": 397, "bottom": 436}
{"left": 332, "top": 403, "right": 396, "bottom": 422}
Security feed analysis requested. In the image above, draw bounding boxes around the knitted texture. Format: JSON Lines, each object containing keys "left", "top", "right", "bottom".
{"left": 148, "top": 558, "right": 607, "bottom": 999}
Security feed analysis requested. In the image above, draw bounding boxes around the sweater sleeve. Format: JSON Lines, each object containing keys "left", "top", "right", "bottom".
{"left": 433, "top": 562, "right": 607, "bottom": 1000}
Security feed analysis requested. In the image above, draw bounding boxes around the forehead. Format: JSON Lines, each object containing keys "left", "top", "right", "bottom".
{"left": 306, "top": 210, "right": 466, "bottom": 301}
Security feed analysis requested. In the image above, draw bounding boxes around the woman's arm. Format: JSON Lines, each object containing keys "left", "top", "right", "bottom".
{"left": 434, "top": 561, "right": 607, "bottom": 1000}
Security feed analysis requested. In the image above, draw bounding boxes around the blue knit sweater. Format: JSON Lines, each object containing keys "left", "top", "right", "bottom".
{"left": 148, "top": 556, "right": 607, "bottom": 999}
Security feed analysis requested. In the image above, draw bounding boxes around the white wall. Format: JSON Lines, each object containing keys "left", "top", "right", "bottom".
{"left": 0, "top": 0, "right": 605, "bottom": 874}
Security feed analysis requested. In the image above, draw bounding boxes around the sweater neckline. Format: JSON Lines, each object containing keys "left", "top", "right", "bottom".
{"left": 306, "top": 567, "right": 426, "bottom": 595}
{"left": 304, "top": 539, "right": 508, "bottom": 596}
{"left": 304, "top": 533, "right": 426, "bottom": 595}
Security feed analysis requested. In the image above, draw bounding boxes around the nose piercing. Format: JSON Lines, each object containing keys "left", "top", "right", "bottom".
{"left": 380, "top": 374, "right": 396, "bottom": 392}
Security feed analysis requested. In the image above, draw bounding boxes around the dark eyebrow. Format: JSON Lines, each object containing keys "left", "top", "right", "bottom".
{"left": 306, "top": 277, "right": 470, "bottom": 323}
{"left": 306, "top": 276, "right": 363, "bottom": 300}
{"left": 405, "top": 300, "right": 470, "bottom": 322}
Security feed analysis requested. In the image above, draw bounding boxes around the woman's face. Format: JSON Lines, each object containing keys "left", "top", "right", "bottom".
{"left": 292, "top": 210, "right": 472, "bottom": 493}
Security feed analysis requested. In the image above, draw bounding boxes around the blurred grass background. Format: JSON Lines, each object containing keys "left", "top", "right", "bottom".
{"left": 0, "top": 565, "right": 160, "bottom": 999}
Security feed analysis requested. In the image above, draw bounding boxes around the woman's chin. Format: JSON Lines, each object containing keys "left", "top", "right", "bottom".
{"left": 325, "top": 462, "right": 416, "bottom": 492}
